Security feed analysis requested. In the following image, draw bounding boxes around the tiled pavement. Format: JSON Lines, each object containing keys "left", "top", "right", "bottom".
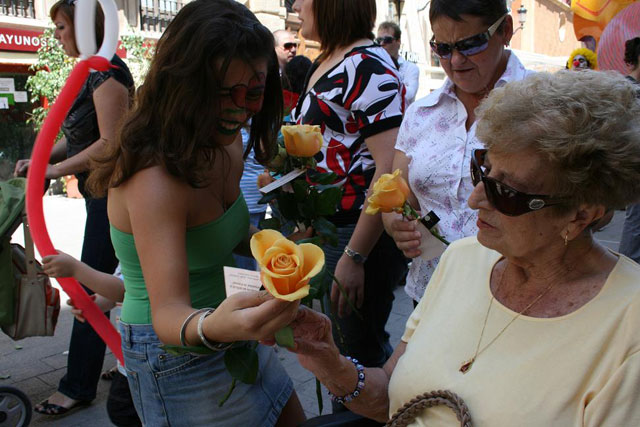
{"left": 0, "top": 196, "right": 625, "bottom": 426}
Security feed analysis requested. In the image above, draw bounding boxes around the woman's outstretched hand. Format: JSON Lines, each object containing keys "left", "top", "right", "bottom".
{"left": 211, "top": 290, "right": 300, "bottom": 342}
{"left": 286, "top": 306, "right": 341, "bottom": 378}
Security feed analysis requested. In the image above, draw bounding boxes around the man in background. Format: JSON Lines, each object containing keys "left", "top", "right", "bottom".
{"left": 377, "top": 21, "right": 420, "bottom": 104}
{"left": 273, "top": 29, "right": 298, "bottom": 73}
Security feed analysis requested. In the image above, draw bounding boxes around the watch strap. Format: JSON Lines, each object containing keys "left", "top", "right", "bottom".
{"left": 344, "top": 246, "right": 367, "bottom": 264}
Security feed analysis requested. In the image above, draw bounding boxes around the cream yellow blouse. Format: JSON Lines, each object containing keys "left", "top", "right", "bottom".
{"left": 389, "top": 237, "right": 640, "bottom": 426}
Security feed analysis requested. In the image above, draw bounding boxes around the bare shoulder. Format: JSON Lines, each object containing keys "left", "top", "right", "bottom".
{"left": 109, "top": 166, "right": 190, "bottom": 233}
{"left": 93, "top": 76, "right": 129, "bottom": 98}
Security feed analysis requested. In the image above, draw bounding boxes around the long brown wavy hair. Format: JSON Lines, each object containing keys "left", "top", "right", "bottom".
{"left": 87, "top": 0, "right": 282, "bottom": 196}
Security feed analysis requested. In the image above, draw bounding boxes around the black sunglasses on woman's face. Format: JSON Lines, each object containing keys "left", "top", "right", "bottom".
{"left": 430, "top": 13, "right": 507, "bottom": 59}
{"left": 470, "top": 149, "right": 567, "bottom": 216}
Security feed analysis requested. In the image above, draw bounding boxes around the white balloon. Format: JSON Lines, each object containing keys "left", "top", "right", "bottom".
{"left": 74, "top": 0, "right": 119, "bottom": 62}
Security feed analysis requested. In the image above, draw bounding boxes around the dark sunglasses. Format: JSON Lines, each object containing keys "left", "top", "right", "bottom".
{"left": 470, "top": 149, "right": 567, "bottom": 216}
{"left": 282, "top": 42, "right": 297, "bottom": 50}
{"left": 375, "top": 36, "right": 396, "bottom": 45}
{"left": 219, "top": 82, "right": 265, "bottom": 114}
{"left": 430, "top": 14, "right": 507, "bottom": 59}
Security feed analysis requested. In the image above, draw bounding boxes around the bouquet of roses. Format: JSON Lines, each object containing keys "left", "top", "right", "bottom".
{"left": 259, "top": 125, "right": 343, "bottom": 248}
{"left": 366, "top": 169, "right": 449, "bottom": 260}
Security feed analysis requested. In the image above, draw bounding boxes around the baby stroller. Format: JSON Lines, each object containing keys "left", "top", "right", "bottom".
{"left": 0, "top": 178, "right": 61, "bottom": 427}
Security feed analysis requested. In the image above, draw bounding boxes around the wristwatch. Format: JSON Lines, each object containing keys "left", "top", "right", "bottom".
{"left": 343, "top": 246, "right": 367, "bottom": 264}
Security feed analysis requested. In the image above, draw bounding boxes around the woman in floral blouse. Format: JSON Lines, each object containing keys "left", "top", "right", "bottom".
{"left": 383, "top": 0, "right": 533, "bottom": 304}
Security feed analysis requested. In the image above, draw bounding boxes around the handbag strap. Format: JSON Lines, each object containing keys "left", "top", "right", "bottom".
{"left": 386, "top": 390, "right": 473, "bottom": 427}
{"left": 21, "top": 212, "right": 38, "bottom": 281}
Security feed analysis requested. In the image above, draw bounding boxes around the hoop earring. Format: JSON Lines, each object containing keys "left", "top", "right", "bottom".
{"left": 564, "top": 231, "right": 569, "bottom": 247}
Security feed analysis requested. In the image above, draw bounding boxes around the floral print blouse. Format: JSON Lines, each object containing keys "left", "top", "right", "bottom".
{"left": 395, "top": 52, "right": 532, "bottom": 302}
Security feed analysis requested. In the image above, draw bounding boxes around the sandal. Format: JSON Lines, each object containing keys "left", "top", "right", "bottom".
{"left": 34, "top": 399, "right": 90, "bottom": 416}
{"left": 101, "top": 365, "right": 119, "bottom": 381}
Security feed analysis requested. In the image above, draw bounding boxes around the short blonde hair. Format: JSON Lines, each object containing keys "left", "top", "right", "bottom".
{"left": 476, "top": 70, "right": 640, "bottom": 210}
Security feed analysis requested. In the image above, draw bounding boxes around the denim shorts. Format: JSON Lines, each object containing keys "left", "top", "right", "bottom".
{"left": 120, "top": 322, "right": 293, "bottom": 426}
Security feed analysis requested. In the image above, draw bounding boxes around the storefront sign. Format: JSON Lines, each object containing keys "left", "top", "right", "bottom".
{"left": 0, "top": 27, "right": 126, "bottom": 57}
{"left": 0, "top": 28, "right": 44, "bottom": 52}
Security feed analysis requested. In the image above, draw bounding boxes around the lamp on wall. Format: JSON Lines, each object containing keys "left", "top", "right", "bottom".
{"left": 513, "top": 5, "right": 528, "bottom": 34}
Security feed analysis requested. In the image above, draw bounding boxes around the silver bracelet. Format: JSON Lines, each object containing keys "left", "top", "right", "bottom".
{"left": 197, "top": 309, "right": 234, "bottom": 351}
{"left": 180, "top": 308, "right": 212, "bottom": 347}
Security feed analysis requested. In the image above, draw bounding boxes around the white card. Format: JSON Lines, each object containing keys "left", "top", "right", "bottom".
{"left": 0, "top": 78, "right": 14, "bottom": 93}
{"left": 223, "top": 266, "right": 263, "bottom": 297}
{"left": 0, "top": 98, "right": 7, "bottom": 109}
{"left": 259, "top": 168, "right": 305, "bottom": 194}
{"left": 13, "top": 91, "right": 27, "bottom": 103}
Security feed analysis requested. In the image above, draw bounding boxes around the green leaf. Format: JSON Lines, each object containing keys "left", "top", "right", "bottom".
{"left": 292, "top": 179, "right": 309, "bottom": 202}
{"left": 316, "top": 378, "right": 324, "bottom": 415}
{"left": 297, "top": 236, "right": 324, "bottom": 246}
{"left": 218, "top": 379, "right": 236, "bottom": 407}
{"left": 278, "top": 193, "right": 299, "bottom": 220}
{"left": 258, "top": 191, "right": 278, "bottom": 205}
{"left": 274, "top": 326, "right": 295, "bottom": 349}
{"left": 299, "top": 200, "right": 317, "bottom": 219}
{"left": 307, "top": 267, "right": 332, "bottom": 301}
{"left": 311, "top": 217, "right": 337, "bottom": 244}
{"left": 307, "top": 169, "right": 338, "bottom": 185}
{"left": 224, "top": 344, "right": 259, "bottom": 385}
{"left": 316, "top": 187, "right": 343, "bottom": 216}
{"left": 259, "top": 217, "right": 281, "bottom": 231}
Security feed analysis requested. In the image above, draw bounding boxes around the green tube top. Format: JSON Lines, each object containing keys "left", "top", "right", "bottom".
{"left": 111, "top": 195, "right": 249, "bottom": 324}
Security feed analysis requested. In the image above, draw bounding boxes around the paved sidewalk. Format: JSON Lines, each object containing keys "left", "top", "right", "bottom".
{"left": 0, "top": 196, "right": 625, "bottom": 426}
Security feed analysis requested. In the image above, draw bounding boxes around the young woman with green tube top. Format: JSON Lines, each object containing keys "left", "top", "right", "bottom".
{"left": 86, "top": 1, "right": 306, "bottom": 425}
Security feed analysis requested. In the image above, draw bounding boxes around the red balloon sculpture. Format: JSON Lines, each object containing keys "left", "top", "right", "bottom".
{"left": 26, "top": 56, "right": 124, "bottom": 364}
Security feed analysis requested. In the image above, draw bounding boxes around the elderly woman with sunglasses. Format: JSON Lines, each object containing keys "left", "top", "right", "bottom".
{"left": 288, "top": 70, "right": 640, "bottom": 425}
{"left": 382, "top": 0, "right": 534, "bottom": 306}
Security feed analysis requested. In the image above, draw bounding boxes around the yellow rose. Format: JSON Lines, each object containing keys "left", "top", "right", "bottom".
{"left": 365, "top": 169, "right": 411, "bottom": 215}
{"left": 250, "top": 229, "right": 325, "bottom": 301}
{"left": 281, "top": 125, "right": 323, "bottom": 158}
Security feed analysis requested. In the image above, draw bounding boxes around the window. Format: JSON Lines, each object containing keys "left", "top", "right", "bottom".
{"left": 140, "top": 0, "right": 183, "bottom": 33}
{"left": 0, "top": 0, "right": 35, "bottom": 19}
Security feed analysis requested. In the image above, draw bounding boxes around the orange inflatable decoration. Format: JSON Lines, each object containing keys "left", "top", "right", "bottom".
{"left": 572, "top": 0, "right": 638, "bottom": 44}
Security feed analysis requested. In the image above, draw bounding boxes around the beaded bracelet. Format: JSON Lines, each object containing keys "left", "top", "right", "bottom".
{"left": 179, "top": 308, "right": 211, "bottom": 346}
{"left": 328, "top": 356, "right": 365, "bottom": 404}
{"left": 197, "top": 308, "right": 234, "bottom": 351}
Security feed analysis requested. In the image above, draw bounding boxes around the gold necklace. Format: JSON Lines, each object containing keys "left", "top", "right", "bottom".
{"left": 459, "top": 270, "right": 558, "bottom": 374}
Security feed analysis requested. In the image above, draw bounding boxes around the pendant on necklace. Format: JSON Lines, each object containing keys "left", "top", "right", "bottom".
{"left": 459, "top": 358, "right": 475, "bottom": 374}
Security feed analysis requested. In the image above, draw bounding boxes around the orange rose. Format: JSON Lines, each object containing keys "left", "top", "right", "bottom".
{"left": 250, "top": 229, "right": 325, "bottom": 301}
{"left": 281, "top": 125, "right": 323, "bottom": 158}
{"left": 365, "top": 169, "right": 411, "bottom": 215}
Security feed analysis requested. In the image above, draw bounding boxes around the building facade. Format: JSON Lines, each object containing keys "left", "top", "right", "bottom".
{"left": 0, "top": 0, "right": 585, "bottom": 177}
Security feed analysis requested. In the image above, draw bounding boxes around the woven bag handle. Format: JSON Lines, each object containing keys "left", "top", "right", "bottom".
{"left": 386, "top": 390, "right": 473, "bottom": 427}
